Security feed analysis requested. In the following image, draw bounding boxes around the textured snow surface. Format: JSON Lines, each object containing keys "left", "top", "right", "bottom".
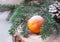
{"left": 0, "top": 11, "right": 12, "bottom": 42}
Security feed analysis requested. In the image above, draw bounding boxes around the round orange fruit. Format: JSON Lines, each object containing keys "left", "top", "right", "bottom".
{"left": 27, "top": 15, "right": 45, "bottom": 34}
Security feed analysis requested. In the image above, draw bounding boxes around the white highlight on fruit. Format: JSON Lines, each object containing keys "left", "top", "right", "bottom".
{"left": 29, "top": 15, "right": 43, "bottom": 21}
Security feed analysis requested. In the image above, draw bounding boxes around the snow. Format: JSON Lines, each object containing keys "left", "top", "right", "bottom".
{"left": 29, "top": 15, "right": 44, "bottom": 23}
{"left": 29, "top": 15, "right": 43, "bottom": 20}
{"left": 0, "top": 11, "right": 12, "bottom": 42}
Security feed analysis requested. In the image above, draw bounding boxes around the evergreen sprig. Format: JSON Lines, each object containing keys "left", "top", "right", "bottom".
{"left": 8, "top": 0, "right": 60, "bottom": 40}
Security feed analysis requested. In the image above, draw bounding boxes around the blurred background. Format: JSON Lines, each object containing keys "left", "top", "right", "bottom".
{"left": 0, "top": 0, "right": 22, "bottom": 42}
{"left": 0, "top": 0, "right": 60, "bottom": 42}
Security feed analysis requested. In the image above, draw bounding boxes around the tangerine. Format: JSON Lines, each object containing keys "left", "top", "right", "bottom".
{"left": 27, "top": 15, "right": 45, "bottom": 34}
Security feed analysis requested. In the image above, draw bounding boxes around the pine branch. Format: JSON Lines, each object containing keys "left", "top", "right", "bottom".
{"left": 8, "top": 0, "right": 60, "bottom": 40}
